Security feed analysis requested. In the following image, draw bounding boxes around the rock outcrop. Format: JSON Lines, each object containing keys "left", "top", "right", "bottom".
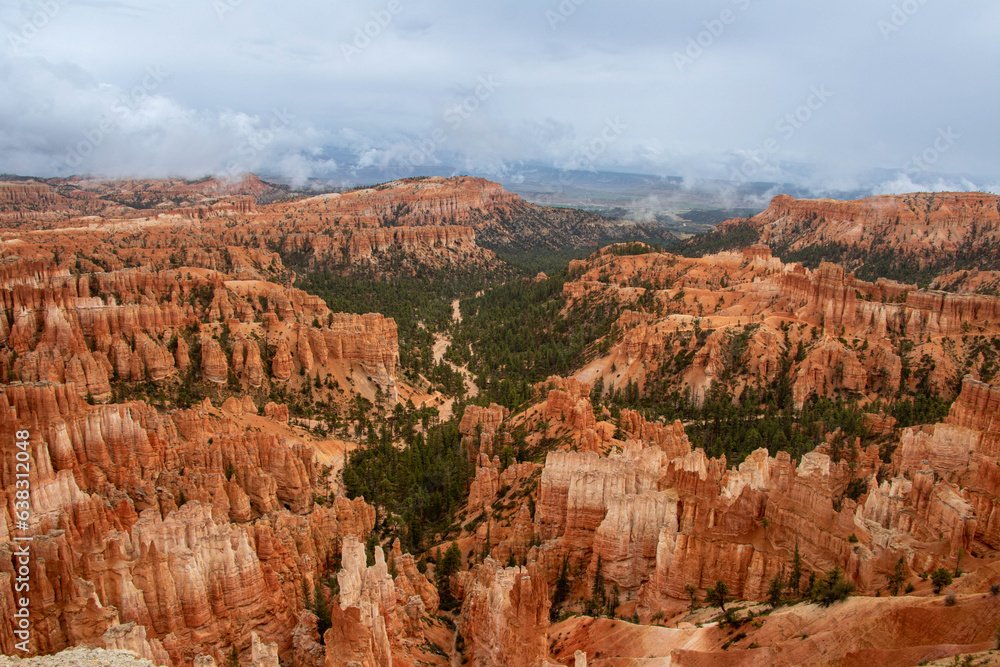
{"left": 459, "top": 559, "right": 550, "bottom": 667}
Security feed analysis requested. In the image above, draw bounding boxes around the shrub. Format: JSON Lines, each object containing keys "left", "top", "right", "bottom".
{"left": 706, "top": 580, "right": 731, "bottom": 611}
{"left": 944, "top": 591, "right": 957, "bottom": 606}
{"left": 931, "top": 568, "right": 953, "bottom": 594}
{"left": 811, "top": 566, "right": 855, "bottom": 607}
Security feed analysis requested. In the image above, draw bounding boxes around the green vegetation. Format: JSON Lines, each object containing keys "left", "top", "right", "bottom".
{"left": 706, "top": 580, "right": 731, "bottom": 611}
{"left": 296, "top": 262, "right": 492, "bottom": 390}
{"left": 436, "top": 542, "right": 463, "bottom": 611}
{"left": 448, "top": 270, "right": 622, "bottom": 409}
{"left": 767, "top": 573, "right": 785, "bottom": 608}
{"left": 550, "top": 556, "right": 571, "bottom": 620}
{"left": 931, "top": 567, "right": 954, "bottom": 594}
{"left": 809, "top": 566, "right": 855, "bottom": 607}
{"left": 678, "top": 219, "right": 761, "bottom": 257}
{"left": 307, "top": 580, "right": 332, "bottom": 643}
{"left": 342, "top": 407, "right": 469, "bottom": 553}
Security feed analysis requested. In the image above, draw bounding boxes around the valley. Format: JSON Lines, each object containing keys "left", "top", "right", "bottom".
{"left": 3, "top": 175, "right": 1000, "bottom": 666}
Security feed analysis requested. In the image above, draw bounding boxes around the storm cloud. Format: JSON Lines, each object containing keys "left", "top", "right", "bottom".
{"left": 1, "top": 0, "right": 997, "bottom": 193}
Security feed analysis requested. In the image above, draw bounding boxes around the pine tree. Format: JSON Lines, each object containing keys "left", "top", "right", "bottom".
{"left": 767, "top": 573, "right": 784, "bottom": 608}
{"left": 587, "top": 556, "right": 606, "bottom": 616}
{"left": 437, "top": 541, "right": 462, "bottom": 610}
{"left": 606, "top": 584, "right": 620, "bottom": 618}
{"left": 684, "top": 584, "right": 698, "bottom": 610}
{"left": 313, "top": 581, "right": 331, "bottom": 642}
{"left": 788, "top": 542, "right": 803, "bottom": 597}
{"left": 551, "top": 556, "right": 570, "bottom": 620}
{"left": 706, "top": 580, "right": 730, "bottom": 611}
{"left": 887, "top": 556, "right": 906, "bottom": 596}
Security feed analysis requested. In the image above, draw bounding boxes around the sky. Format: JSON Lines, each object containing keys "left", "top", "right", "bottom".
{"left": 1, "top": 0, "right": 998, "bottom": 195}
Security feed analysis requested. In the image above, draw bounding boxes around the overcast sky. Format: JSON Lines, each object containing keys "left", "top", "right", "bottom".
{"left": 1, "top": 0, "right": 998, "bottom": 194}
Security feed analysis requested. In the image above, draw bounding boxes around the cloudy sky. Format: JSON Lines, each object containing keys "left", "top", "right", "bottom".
{"left": 1, "top": 0, "right": 998, "bottom": 194}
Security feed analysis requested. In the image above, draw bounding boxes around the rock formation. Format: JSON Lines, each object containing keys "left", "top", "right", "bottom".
{"left": 458, "top": 559, "right": 550, "bottom": 667}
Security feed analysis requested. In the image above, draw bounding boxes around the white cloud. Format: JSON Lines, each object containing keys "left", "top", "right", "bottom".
{"left": 0, "top": 0, "right": 996, "bottom": 191}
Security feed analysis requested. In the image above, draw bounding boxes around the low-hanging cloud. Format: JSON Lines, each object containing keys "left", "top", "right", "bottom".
{"left": 0, "top": 0, "right": 997, "bottom": 195}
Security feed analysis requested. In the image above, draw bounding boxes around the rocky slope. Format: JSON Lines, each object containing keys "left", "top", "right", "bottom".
{"left": 447, "top": 371, "right": 1000, "bottom": 665}
{"left": 561, "top": 244, "right": 1000, "bottom": 408}
{"left": 7, "top": 177, "right": 1000, "bottom": 666}
{"left": 0, "top": 179, "right": 451, "bottom": 665}
{"left": 273, "top": 176, "right": 676, "bottom": 254}
{"left": 701, "top": 192, "right": 1000, "bottom": 283}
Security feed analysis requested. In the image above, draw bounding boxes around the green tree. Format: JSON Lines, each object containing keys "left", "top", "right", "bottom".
{"left": 787, "top": 543, "right": 803, "bottom": 597}
{"left": 437, "top": 541, "right": 462, "bottom": 610}
{"left": 706, "top": 580, "right": 730, "bottom": 611}
{"left": 551, "top": 556, "right": 570, "bottom": 619}
{"left": 606, "top": 584, "right": 620, "bottom": 618}
{"left": 810, "top": 566, "right": 855, "bottom": 607}
{"left": 887, "top": 556, "right": 907, "bottom": 596}
{"left": 312, "top": 581, "right": 331, "bottom": 642}
{"left": 767, "top": 573, "right": 784, "bottom": 608}
{"left": 931, "top": 567, "right": 953, "bottom": 594}
{"left": 587, "top": 556, "right": 606, "bottom": 615}
{"left": 684, "top": 584, "right": 698, "bottom": 610}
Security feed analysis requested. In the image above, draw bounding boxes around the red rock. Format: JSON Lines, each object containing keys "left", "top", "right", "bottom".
{"left": 271, "top": 338, "right": 294, "bottom": 381}
{"left": 459, "top": 559, "right": 550, "bottom": 667}
{"left": 200, "top": 337, "right": 229, "bottom": 384}
{"left": 265, "top": 402, "right": 289, "bottom": 422}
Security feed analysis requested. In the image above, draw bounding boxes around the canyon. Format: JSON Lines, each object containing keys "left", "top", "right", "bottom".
{"left": 3, "top": 178, "right": 1000, "bottom": 666}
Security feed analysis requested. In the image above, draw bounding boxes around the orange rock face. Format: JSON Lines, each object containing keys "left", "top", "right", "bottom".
{"left": 324, "top": 536, "right": 439, "bottom": 667}
{"left": 563, "top": 242, "right": 1000, "bottom": 408}
{"left": 733, "top": 192, "right": 1000, "bottom": 262}
{"left": 0, "top": 175, "right": 428, "bottom": 665}
{"left": 458, "top": 559, "right": 551, "bottom": 667}
{"left": 491, "top": 368, "right": 1000, "bottom": 631}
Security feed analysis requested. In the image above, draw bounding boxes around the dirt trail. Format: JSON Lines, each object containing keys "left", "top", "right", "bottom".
{"left": 431, "top": 299, "right": 478, "bottom": 420}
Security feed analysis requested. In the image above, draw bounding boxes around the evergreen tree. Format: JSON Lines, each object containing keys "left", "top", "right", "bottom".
{"left": 811, "top": 566, "right": 855, "bottom": 607}
{"left": 788, "top": 543, "right": 803, "bottom": 597}
{"left": 437, "top": 541, "right": 462, "bottom": 610}
{"left": 767, "top": 573, "right": 784, "bottom": 608}
{"left": 551, "top": 556, "right": 571, "bottom": 620}
{"left": 606, "top": 584, "right": 620, "bottom": 618}
{"left": 313, "top": 581, "right": 331, "bottom": 642}
{"left": 887, "top": 556, "right": 907, "bottom": 596}
{"left": 684, "top": 584, "right": 698, "bottom": 610}
{"left": 931, "top": 567, "right": 953, "bottom": 594}
{"left": 587, "top": 556, "right": 606, "bottom": 615}
{"left": 706, "top": 580, "right": 730, "bottom": 611}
